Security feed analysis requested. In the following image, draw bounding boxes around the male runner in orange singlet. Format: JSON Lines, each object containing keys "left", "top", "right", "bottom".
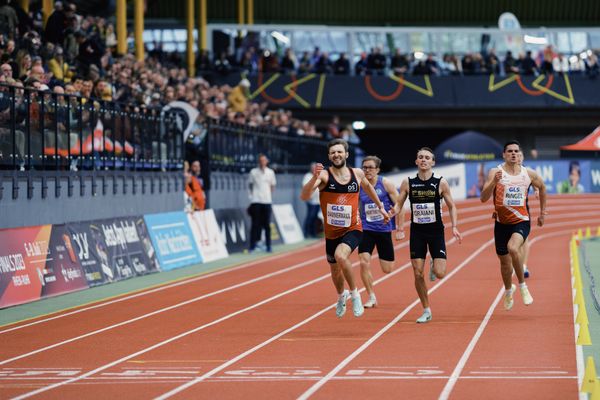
{"left": 301, "top": 139, "right": 390, "bottom": 318}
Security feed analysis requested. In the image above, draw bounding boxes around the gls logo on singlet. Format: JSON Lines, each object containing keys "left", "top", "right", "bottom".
{"left": 347, "top": 182, "right": 358, "bottom": 192}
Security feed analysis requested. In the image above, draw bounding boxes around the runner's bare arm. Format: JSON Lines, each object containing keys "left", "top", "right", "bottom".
{"left": 528, "top": 169, "right": 548, "bottom": 227}
{"left": 357, "top": 168, "right": 390, "bottom": 222}
{"left": 300, "top": 163, "right": 326, "bottom": 201}
{"left": 383, "top": 178, "right": 405, "bottom": 240}
{"left": 480, "top": 167, "right": 501, "bottom": 203}
{"left": 441, "top": 178, "right": 462, "bottom": 243}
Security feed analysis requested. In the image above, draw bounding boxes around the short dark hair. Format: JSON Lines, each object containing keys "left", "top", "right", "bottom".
{"left": 417, "top": 147, "right": 435, "bottom": 161}
{"left": 362, "top": 155, "right": 381, "bottom": 168}
{"left": 328, "top": 138, "right": 348, "bottom": 152}
{"left": 503, "top": 140, "right": 521, "bottom": 152}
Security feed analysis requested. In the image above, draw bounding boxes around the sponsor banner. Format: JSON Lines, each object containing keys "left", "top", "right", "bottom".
{"left": 466, "top": 160, "right": 592, "bottom": 197}
{"left": 387, "top": 163, "right": 467, "bottom": 201}
{"left": 591, "top": 161, "right": 600, "bottom": 193}
{"left": 213, "top": 208, "right": 250, "bottom": 254}
{"left": 70, "top": 217, "right": 161, "bottom": 284}
{"left": 144, "top": 212, "right": 203, "bottom": 271}
{"left": 272, "top": 204, "right": 304, "bottom": 244}
{"left": 188, "top": 210, "right": 229, "bottom": 262}
{"left": 0, "top": 225, "right": 88, "bottom": 308}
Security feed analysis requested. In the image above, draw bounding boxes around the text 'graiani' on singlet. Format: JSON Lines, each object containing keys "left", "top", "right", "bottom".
{"left": 408, "top": 173, "right": 443, "bottom": 230}
{"left": 319, "top": 167, "right": 362, "bottom": 239}
{"left": 493, "top": 164, "right": 532, "bottom": 225}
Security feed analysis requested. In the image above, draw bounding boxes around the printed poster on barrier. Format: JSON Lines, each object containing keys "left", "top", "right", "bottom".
{"left": 144, "top": 212, "right": 203, "bottom": 271}
{"left": 69, "top": 217, "right": 160, "bottom": 285}
{"left": 188, "top": 210, "right": 229, "bottom": 262}
{"left": 213, "top": 208, "right": 250, "bottom": 254}
{"left": 272, "top": 204, "right": 304, "bottom": 244}
{"left": 0, "top": 225, "right": 88, "bottom": 308}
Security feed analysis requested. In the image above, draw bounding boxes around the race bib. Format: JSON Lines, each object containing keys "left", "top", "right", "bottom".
{"left": 365, "top": 203, "right": 383, "bottom": 222}
{"left": 503, "top": 185, "right": 525, "bottom": 207}
{"left": 412, "top": 202, "right": 436, "bottom": 224}
{"left": 327, "top": 204, "right": 352, "bottom": 227}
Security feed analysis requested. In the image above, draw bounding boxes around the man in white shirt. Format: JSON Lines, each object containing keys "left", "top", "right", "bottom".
{"left": 248, "top": 154, "right": 277, "bottom": 252}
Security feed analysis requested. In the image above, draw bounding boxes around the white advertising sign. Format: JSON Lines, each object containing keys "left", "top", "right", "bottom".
{"left": 188, "top": 210, "right": 229, "bottom": 262}
{"left": 272, "top": 204, "right": 304, "bottom": 244}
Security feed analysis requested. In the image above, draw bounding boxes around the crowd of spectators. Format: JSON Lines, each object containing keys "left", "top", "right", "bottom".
{"left": 202, "top": 44, "right": 599, "bottom": 79}
{"left": 0, "top": 0, "right": 327, "bottom": 152}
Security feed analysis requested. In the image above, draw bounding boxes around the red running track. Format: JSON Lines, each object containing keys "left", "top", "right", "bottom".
{"left": 0, "top": 194, "right": 598, "bottom": 400}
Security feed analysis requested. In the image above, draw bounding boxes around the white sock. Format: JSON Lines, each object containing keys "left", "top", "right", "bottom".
{"left": 523, "top": 264, "right": 529, "bottom": 270}
{"left": 505, "top": 288, "right": 513, "bottom": 295}
{"left": 351, "top": 288, "right": 359, "bottom": 298}
{"left": 424, "top": 307, "right": 431, "bottom": 314}
{"left": 519, "top": 282, "right": 527, "bottom": 289}
{"left": 370, "top": 293, "right": 377, "bottom": 301}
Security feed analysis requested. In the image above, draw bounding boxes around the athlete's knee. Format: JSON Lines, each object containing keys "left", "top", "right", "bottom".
{"left": 413, "top": 267, "right": 424, "bottom": 279}
{"left": 334, "top": 250, "right": 349, "bottom": 264}
{"left": 380, "top": 261, "right": 393, "bottom": 274}
{"left": 507, "top": 242, "right": 520, "bottom": 256}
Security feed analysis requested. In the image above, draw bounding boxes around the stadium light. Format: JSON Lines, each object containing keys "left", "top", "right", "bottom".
{"left": 523, "top": 35, "right": 547, "bottom": 45}
{"left": 352, "top": 121, "right": 366, "bottom": 130}
{"left": 271, "top": 31, "right": 290, "bottom": 45}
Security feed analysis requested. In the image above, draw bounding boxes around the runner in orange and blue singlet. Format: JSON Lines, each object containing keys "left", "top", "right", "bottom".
{"left": 301, "top": 139, "right": 390, "bottom": 319}
{"left": 480, "top": 140, "right": 547, "bottom": 311}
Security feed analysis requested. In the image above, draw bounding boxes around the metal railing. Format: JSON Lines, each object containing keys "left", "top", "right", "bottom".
{"left": 205, "top": 118, "right": 355, "bottom": 173}
{"left": 0, "top": 85, "right": 184, "bottom": 172}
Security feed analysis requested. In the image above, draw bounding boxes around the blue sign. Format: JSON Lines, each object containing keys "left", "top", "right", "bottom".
{"left": 143, "top": 212, "right": 203, "bottom": 271}
{"left": 591, "top": 161, "right": 600, "bottom": 193}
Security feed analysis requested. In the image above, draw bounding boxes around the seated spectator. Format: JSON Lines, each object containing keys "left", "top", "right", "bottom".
{"left": 552, "top": 53, "right": 569, "bottom": 74}
{"left": 390, "top": 48, "right": 410, "bottom": 76}
{"left": 280, "top": 48, "right": 296, "bottom": 74}
{"left": 297, "top": 51, "right": 311, "bottom": 74}
{"left": 484, "top": 49, "right": 500, "bottom": 74}
{"left": 367, "top": 46, "right": 386, "bottom": 75}
{"left": 585, "top": 53, "right": 599, "bottom": 79}
{"left": 425, "top": 53, "right": 440, "bottom": 76}
{"left": 520, "top": 51, "right": 538, "bottom": 75}
{"left": 503, "top": 51, "right": 519, "bottom": 74}
{"left": 314, "top": 52, "right": 333, "bottom": 74}
{"left": 333, "top": 52, "right": 350, "bottom": 75}
{"left": 47, "top": 46, "right": 73, "bottom": 83}
{"left": 540, "top": 45, "right": 555, "bottom": 74}
{"left": 354, "top": 52, "right": 368, "bottom": 76}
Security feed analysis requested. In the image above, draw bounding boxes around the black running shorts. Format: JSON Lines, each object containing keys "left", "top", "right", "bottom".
{"left": 358, "top": 230, "right": 395, "bottom": 261}
{"left": 494, "top": 220, "right": 531, "bottom": 256}
{"left": 409, "top": 227, "right": 447, "bottom": 260}
{"left": 325, "top": 230, "right": 363, "bottom": 264}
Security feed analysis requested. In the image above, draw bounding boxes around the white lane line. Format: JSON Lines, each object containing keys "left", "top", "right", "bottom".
{"left": 4, "top": 198, "right": 595, "bottom": 335}
{"left": 438, "top": 226, "right": 588, "bottom": 400}
{"left": 10, "top": 216, "right": 593, "bottom": 399}
{"left": 0, "top": 256, "right": 324, "bottom": 366}
{"left": 438, "top": 287, "right": 505, "bottom": 400}
{"left": 0, "top": 242, "right": 323, "bottom": 335}
{"left": 294, "top": 238, "right": 494, "bottom": 400}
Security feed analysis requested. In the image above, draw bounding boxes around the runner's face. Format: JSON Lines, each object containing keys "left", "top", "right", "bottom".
{"left": 415, "top": 151, "right": 435, "bottom": 170}
{"left": 328, "top": 144, "right": 347, "bottom": 168}
{"left": 503, "top": 144, "right": 520, "bottom": 164}
{"left": 362, "top": 161, "right": 379, "bottom": 180}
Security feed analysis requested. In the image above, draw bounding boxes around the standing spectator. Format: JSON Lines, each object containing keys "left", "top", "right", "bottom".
{"left": 484, "top": 49, "right": 500, "bottom": 74}
{"left": 248, "top": 153, "right": 276, "bottom": 253}
{"left": 227, "top": 78, "right": 250, "bottom": 113}
{"left": 280, "top": 48, "right": 296, "bottom": 73}
{"left": 302, "top": 162, "right": 321, "bottom": 238}
{"left": 585, "top": 52, "right": 599, "bottom": 79}
{"left": 552, "top": 53, "right": 569, "bottom": 74}
{"left": 44, "top": 1, "right": 66, "bottom": 45}
{"left": 367, "top": 46, "right": 386, "bottom": 75}
{"left": 0, "top": 0, "right": 18, "bottom": 40}
{"left": 354, "top": 52, "right": 368, "bottom": 76}
{"left": 314, "top": 52, "right": 333, "bottom": 74}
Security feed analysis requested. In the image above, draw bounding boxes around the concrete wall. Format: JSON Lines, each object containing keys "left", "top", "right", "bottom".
{"left": 0, "top": 171, "right": 184, "bottom": 229}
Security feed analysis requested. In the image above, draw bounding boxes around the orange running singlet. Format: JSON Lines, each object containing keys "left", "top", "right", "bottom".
{"left": 319, "top": 167, "right": 362, "bottom": 239}
{"left": 493, "top": 164, "right": 532, "bottom": 225}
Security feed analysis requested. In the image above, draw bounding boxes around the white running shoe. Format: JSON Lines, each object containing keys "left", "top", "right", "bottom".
{"left": 429, "top": 258, "right": 436, "bottom": 282}
{"left": 335, "top": 290, "right": 349, "bottom": 318}
{"left": 351, "top": 294, "right": 364, "bottom": 317}
{"left": 520, "top": 286, "right": 533, "bottom": 305}
{"left": 364, "top": 295, "right": 377, "bottom": 309}
{"left": 504, "top": 284, "right": 516, "bottom": 310}
{"left": 416, "top": 310, "right": 432, "bottom": 323}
